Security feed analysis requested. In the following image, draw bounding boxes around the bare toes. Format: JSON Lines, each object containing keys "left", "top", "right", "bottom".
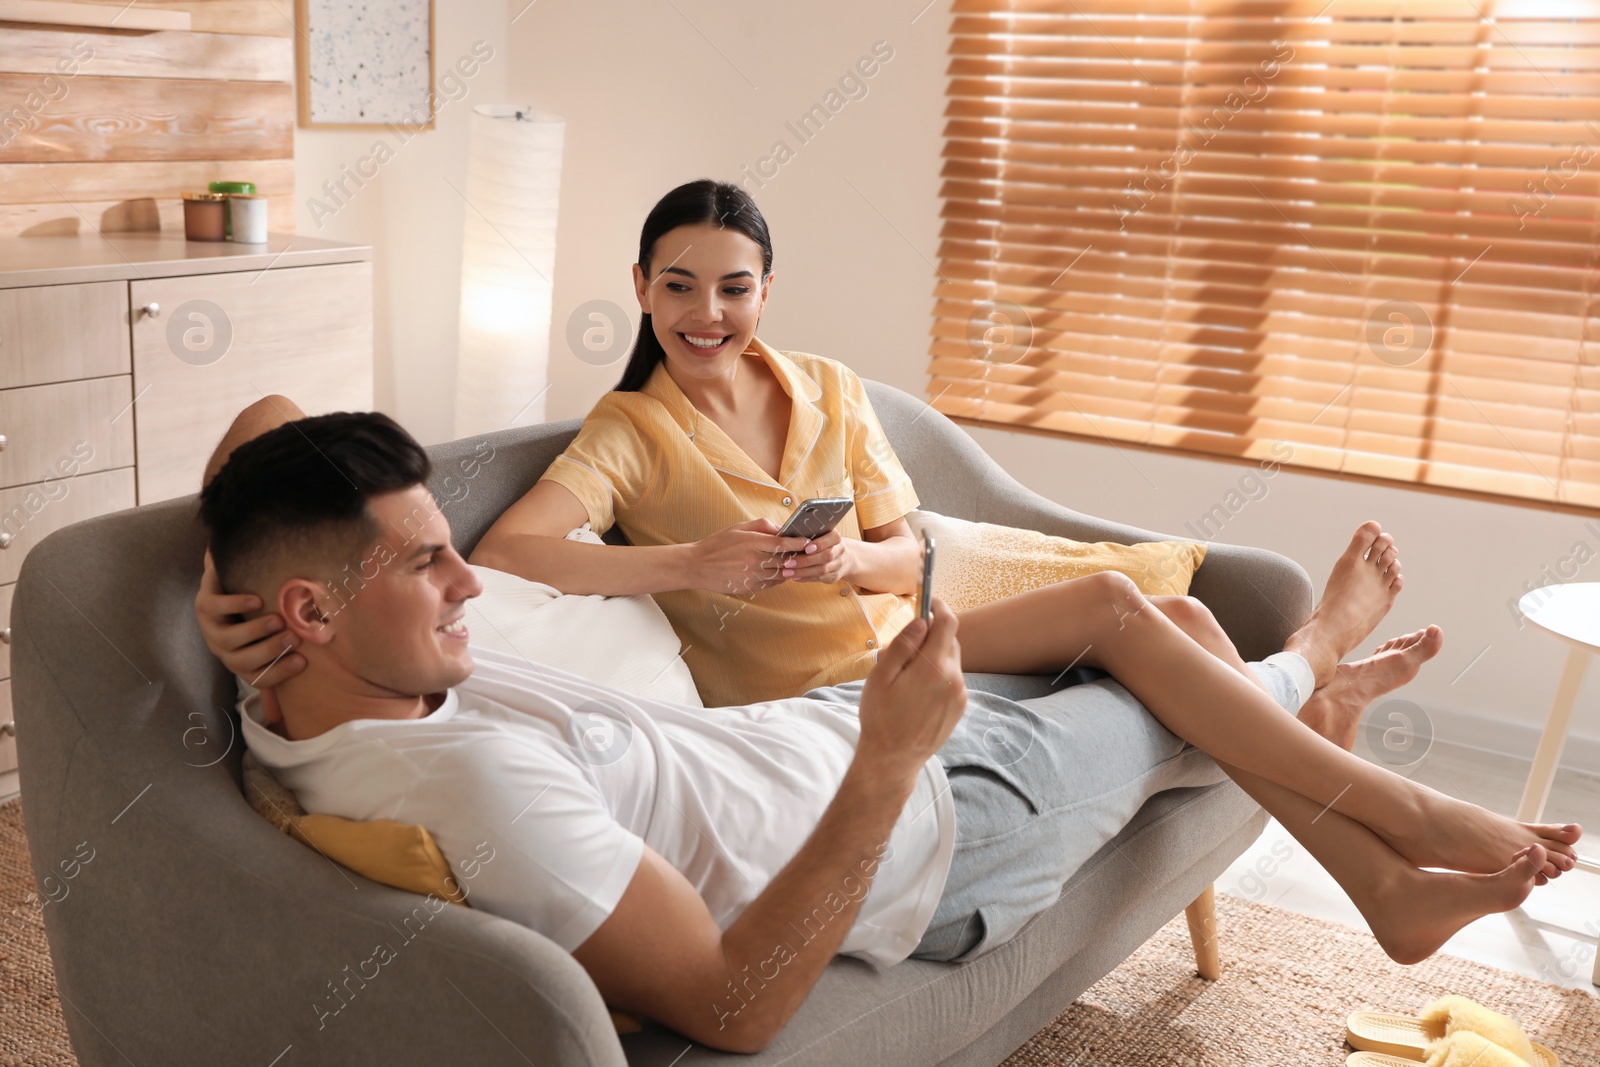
{"left": 1533, "top": 825, "right": 1581, "bottom": 866}
{"left": 1522, "top": 844, "right": 1548, "bottom": 889}
{"left": 1350, "top": 521, "right": 1382, "bottom": 555}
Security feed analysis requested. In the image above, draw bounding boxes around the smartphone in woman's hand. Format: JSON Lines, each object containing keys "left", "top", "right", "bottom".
{"left": 776, "top": 497, "right": 853, "bottom": 542}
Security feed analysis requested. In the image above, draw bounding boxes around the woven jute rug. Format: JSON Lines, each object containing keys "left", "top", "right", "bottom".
{"left": 1, "top": 797, "right": 75, "bottom": 1067}
{"left": 1000, "top": 890, "right": 1600, "bottom": 1067}
{"left": 3, "top": 795, "right": 1596, "bottom": 1066}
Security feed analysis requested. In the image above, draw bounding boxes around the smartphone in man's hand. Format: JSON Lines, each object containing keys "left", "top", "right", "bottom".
{"left": 917, "top": 532, "right": 936, "bottom": 623}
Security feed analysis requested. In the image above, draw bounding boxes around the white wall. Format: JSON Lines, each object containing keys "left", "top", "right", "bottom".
{"left": 308, "top": 0, "right": 1599, "bottom": 768}
{"left": 293, "top": 0, "right": 509, "bottom": 447}
{"left": 504, "top": 0, "right": 951, "bottom": 422}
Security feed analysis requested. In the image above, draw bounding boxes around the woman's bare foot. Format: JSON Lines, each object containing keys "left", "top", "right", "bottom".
{"left": 1284, "top": 521, "right": 1404, "bottom": 687}
{"left": 1378, "top": 784, "right": 1582, "bottom": 880}
{"left": 1365, "top": 845, "right": 1546, "bottom": 965}
{"left": 1298, "top": 626, "right": 1444, "bottom": 750}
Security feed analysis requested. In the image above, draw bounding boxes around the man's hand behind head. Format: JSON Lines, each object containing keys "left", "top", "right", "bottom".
{"left": 855, "top": 597, "right": 967, "bottom": 779}
{"left": 194, "top": 547, "right": 306, "bottom": 694}
{"left": 196, "top": 397, "right": 311, "bottom": 700}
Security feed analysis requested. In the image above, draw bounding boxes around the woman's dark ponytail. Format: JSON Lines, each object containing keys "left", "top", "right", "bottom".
{"left": 614, "top": 179, "right": 773, "bottom": 392}
{"left": 616, "top": 311, "right": 669, "bottom": 393}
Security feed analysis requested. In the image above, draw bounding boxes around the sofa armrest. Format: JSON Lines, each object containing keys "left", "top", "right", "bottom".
{"left": 861, "top": 381, "right": 1314, "bottom": 663}
{"left": 15, "top": 503, "right": 631, "bottom": 1067}
{"left": 976, "top": 475, "right": 1313, "bottom": 662}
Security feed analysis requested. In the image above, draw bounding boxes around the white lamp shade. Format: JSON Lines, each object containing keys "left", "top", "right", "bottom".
{"left": 454, "top": 105, "right": 564, "bottom": 436}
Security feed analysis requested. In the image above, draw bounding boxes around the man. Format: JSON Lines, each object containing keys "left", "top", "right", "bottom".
{"left": 197, "top": 399, "right": 1573, "bottom": 1053}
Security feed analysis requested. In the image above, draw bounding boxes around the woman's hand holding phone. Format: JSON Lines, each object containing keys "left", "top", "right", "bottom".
{"left": 689, "top": 518, "right": 812, "bottom": 594}
{"left": 782, "top": 528, "right": 852, "bottom": 584}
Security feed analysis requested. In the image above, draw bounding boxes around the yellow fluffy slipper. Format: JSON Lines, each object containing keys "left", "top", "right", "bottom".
{"left": 1346, "top": 995, "right": 1558, "bottom": 1066}
{"left": 1426, "top": 1031, "right": 1544, "bottom": 1067}
{"left": 1347, "top": 1033, "right": 1539, "bottom": 1067}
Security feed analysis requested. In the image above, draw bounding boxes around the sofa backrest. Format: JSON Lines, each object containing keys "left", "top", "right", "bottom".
{"left": 423, "top": 379, "right": 1013, "bottom": 556}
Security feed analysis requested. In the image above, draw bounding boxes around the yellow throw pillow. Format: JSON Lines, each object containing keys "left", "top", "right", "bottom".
{"left": 239, "top": 752, "right": 644, "bottom": 1035}
{"left": 241, "top": 751, "right": 468, "bottom": 904}
{"left": 903, "top": 509, "right": 1206, "bottom": 613}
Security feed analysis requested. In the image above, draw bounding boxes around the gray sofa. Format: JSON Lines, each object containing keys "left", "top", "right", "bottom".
{"left": 13, "top": 380, "right": 1312, "bottom": 1066}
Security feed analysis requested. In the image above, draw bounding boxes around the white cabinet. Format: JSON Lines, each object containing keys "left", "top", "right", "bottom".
{"left": 129, "top": 260, "right": 373, "bottom": 502}
{"left": 0, "top": 233, "right": 374, "bottom": 773}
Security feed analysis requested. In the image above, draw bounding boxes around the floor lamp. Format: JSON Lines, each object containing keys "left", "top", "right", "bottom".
{"left": 454, "top": 105, "right": 565, "bottom": 436}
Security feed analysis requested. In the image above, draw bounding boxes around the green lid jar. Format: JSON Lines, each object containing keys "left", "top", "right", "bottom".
{"left": 208, "top": 181, "right": 256, "bottom": 238}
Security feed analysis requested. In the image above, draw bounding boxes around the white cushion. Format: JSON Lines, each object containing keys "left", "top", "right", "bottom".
{"left": 460, "top": 525, "right": 703, "bottom": 707}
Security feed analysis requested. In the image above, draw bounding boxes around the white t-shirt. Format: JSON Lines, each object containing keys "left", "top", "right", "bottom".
{"left": 240, "top": 645, "right": 956, "bottom": 966}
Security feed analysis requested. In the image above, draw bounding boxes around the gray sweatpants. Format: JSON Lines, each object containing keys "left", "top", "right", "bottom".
{"left": 805, "top": 651, "right": 1311, "bottom": 963}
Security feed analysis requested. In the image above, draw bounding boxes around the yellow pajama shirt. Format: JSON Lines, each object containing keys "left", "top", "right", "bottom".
{"left": 539, "top": 337, "right": 921, "bottom": 707}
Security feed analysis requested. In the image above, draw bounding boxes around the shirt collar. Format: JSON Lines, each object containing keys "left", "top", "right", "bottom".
{"left": 240, "top": 688, "right": 459, "bottom": 764}
{"left": 641, "top": 336, "right": 825, "bottom": 489}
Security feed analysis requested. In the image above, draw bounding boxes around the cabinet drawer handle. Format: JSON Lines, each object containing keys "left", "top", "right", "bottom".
{"left": 0, "top": 722, "right": 13, "bottom": 738}
{"left": 0, "top": 434, "right": 7, "bottom": 451}
{"left": 0, "top": 533, "right": 10, "bottom": 549}
{"left": 0, "top": 627, "right": 9, "bottom": 644}
{"left": 142, "top": 302, "right": 161, "bottom": 320}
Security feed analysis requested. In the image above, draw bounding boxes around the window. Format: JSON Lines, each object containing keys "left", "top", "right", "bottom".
{"left": 933, "top": 0, "right": 1600, "bottom": 508}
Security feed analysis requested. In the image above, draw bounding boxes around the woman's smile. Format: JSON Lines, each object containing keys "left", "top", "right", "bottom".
{"left": 679, "top": 331, "right": 733, "bottom": 357}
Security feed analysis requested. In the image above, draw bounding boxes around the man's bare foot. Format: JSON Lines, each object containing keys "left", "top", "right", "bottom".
{"left": 1284, "top": 521, "right": 1403, "bottom": 688}
{"left": 1378, "top": 784, "right": 1582, "bottom": 880}
{"left": 1365, "top": 845, "right": 1546, "bottom": 965}
{"left": 1298, "top": 626, "right": 1444, "bottom": 750}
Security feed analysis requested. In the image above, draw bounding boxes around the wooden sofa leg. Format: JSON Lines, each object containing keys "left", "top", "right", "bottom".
{"left": 1184, "top": 883, "right": 1220, "bottom": 980}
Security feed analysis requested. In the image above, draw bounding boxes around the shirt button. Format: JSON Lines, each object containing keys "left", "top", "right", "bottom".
{"left": 865, "top": 638, "right": 877, "bottom": 649}
{"left": 839, "top": 586, "right": 849, "bottom": 597}
{"left": 781, "top": 495, "right": 793, "bottom": 507}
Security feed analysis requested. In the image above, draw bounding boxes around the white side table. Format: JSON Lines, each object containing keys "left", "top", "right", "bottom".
{"left": 1515, "top": 583, "right": 1600, "bottom": 985}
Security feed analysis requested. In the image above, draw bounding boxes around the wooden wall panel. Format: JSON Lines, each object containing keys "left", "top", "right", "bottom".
{"left": 0, "top": 0, "right": 188, "bottom": 30}
{"left": 0, "top": 160, "right": 295, "bottom": 203}
{"left": 1, "top": 26, "right": 293, "bottom": 81}
{"left": 71, "top": 0, "right": 293, "bottom": 36}
{"left": 0, "top": 76, "right": 293, "bottom": 163}
{"left": 0, "top": 0, "right": 296, "bottom": 235}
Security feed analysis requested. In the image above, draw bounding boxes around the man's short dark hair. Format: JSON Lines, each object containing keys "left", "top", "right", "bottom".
{"left": 199, "top": 412, "right": 432, "bottom": 596}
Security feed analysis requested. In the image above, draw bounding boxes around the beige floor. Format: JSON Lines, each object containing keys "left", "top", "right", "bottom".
{"left": 2, "top": 741, "right": 1596, "bottom": 990}
{"left": 1220, "top": 737, "right": 1600, "bottom": 992}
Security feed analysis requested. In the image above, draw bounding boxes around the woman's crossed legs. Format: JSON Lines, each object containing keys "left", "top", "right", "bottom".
{"left": 952, "top": 521, "right": 1583, "bottom": 964}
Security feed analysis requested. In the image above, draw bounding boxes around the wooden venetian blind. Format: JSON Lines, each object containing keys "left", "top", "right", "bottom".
{"left": 932, "top": 0, "right": 1600, "bottom": 509}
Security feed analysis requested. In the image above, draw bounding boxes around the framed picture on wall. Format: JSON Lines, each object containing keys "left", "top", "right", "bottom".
{"left": 295, "top": 0, "right": 436, "bottom": 129}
